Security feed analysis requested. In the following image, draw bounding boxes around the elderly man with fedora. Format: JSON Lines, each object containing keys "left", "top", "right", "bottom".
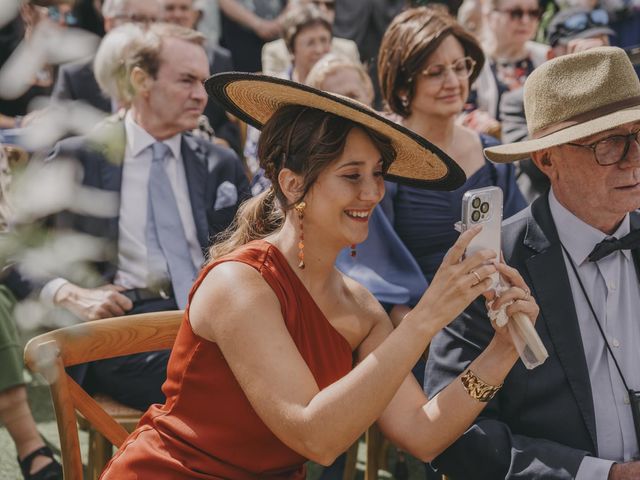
{"left": 424, "top": 46, "right": 640, "bottom": 480}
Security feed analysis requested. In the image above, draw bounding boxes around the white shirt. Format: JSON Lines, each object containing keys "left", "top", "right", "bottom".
{"left": 549, "top": 189, "right": 640, "bottom": 479}
{"left": 42, "top": 111, "right": 205, "bottom": 300}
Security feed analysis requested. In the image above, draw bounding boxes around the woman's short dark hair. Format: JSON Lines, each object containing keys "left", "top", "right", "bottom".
{"left": 282, "top": 4, "right": 332, "bottom": 54}
{"left": 378, "top": 6, "right": 485, "bottom": 117}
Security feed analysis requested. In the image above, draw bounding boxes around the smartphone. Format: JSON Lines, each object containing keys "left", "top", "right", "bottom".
{"left": 460, "top": 186, "right": 503, "bottom": 289}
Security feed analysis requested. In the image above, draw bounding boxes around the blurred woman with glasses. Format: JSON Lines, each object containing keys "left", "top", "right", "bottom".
{"left": 465, "top": 0, "right": 549, "bottom": 134}
{"left": 370, "top": 7, "right": 526, "bottom": 356}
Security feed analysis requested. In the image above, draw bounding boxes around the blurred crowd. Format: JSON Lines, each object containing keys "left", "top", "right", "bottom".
{"left": 1, "top": 0, "right": 640, "bottom": 479}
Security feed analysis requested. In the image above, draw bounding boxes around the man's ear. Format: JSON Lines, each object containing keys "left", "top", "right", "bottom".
{"left": 130, "top": 66, "right": 153, "bottom": 97}
{"left": 278, "top": 167, "right": 305, "bottom": 206}
{"left": 531, "top": 149, "right": 555, "bottom": 178}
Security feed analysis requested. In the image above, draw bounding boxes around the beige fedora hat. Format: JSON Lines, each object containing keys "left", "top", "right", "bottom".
{"left": 205, "top": 72, "right": 466, "bottom": 190}
{"left": 485, "top": 46, "right": 640, "bottom": 163}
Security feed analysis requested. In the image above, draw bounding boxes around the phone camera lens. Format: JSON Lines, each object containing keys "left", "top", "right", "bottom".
{"left": 472, "top": 197, "right": 481, "bottom": 208}
{"left": 471, "top": 210, "right": 480, "bottom": 222}
{"left": 480, "top": 202, "right": 489, "bottom": 214}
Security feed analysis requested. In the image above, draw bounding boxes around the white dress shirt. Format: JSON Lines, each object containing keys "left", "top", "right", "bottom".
{"left": 549, "top": 189, "right": 640, "bottom": 479}
{"left": 42, "top": 112, "right": 205, "bottom": 301}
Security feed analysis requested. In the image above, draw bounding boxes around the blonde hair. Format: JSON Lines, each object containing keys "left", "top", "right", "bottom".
{"left": 94, "top": 23, "right": 145, "bottom": 106}
{"left": 305, "top": 53, "right": 374, "bottom": 105}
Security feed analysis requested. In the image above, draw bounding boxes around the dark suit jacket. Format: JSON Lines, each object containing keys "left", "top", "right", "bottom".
{"left": 47, "top": 115, "right": 250, "bottom": 284}
{"left": 51, "top": 58, "right": 111, "bottom": 112}
{"left": 424, "top": 194, "right": 640, "bottom": 479}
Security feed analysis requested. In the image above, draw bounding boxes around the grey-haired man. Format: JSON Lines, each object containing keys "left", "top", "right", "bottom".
{"left": 425, "top": 47, "right": 640, "bottom": 479}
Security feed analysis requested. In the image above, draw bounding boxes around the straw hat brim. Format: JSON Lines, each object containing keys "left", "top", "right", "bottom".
{"left": 205, "top": 72, "right": 466, "bottom": 190}
{"left": 485, "top": 105, "right": 640, "bottom": 162}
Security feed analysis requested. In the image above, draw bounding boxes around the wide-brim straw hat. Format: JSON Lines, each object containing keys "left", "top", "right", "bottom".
{"left": 205, "top": 72, "right": 465, "bottom": 190}
{"left": 485, "top": 46, "right": 640, "bottom": 163}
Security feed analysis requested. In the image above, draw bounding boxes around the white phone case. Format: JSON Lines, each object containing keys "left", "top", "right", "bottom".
{"left": 460, "top": 186, "right": 503, "bottom": 289}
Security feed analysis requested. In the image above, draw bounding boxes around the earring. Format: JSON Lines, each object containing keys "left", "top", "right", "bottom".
{"left": 401, "top": 96, "right": 409, "bottom": 108}
{"left": 295, "top": 201, "right": 306, "bottom": 269}
{"left": 350, "top": 244, "right": 357, "bottom": 258}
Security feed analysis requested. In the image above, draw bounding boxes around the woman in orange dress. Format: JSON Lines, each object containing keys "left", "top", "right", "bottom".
{"left": 100, "top": 74, "right": 539, "bottom": 479}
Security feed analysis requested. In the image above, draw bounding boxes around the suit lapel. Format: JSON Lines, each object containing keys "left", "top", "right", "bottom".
{"left": 181, "top": 135, "right": 210, "bottom": 249}
{"left": 524, "top": 195, "right": 598, "bottom": 452}
{"left": 630, "top": 212, "right": 640, "bottom": 278}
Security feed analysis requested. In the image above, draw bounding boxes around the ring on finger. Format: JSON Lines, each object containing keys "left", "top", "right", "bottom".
{"left": 472, "top": 270, "right": 482, "bottom": 284}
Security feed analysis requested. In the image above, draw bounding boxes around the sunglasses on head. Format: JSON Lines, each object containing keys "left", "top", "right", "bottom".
{"left": 558, "top": 9, "right": 609, "bottom": 34}
{"left": 496, "top": 7, "right": 543, "bottom": 21}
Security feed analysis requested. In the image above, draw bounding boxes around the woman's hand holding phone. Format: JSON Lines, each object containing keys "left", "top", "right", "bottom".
{"left": 408, "top": 226, "right": 498, "bottom": 336}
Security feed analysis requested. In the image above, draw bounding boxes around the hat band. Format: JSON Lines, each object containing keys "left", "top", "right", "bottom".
{"left": 531, "top": 95, "right": 640, "bottom": 139}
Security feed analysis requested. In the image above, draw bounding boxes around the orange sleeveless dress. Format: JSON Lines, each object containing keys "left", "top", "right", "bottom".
{"left": 100, "top": 240, "right": 353, "bottom": 479}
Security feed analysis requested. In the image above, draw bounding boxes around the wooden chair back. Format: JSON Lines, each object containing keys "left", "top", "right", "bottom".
{"left": 23, "top": 310, "right": 184, "bottom": 480}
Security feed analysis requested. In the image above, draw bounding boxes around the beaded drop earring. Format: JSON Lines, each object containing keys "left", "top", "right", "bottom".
{"left": 350, "top": 244, "right": 357, "bottom": 258}
{"left": 295, "top": 201, "right": 306, "bottom": 269}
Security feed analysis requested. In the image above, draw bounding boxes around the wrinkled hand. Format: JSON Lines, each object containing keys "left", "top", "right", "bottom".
{"left": 485, "top": 263, "right": 539, "bottom": 347}
{"left": 413, "top": 226, "right": 497, "bottom": 332}
{"left": 54, "top": 283, "right": 133, "bottom": 321}
{"left": 609, "top": 461, "right": 640, "bottom": 480}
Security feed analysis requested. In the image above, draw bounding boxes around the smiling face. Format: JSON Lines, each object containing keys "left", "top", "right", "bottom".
{"left": 137, "top": 36, "right": 209, "bottom": 138}
{"left": 408, "top": 35, "right": 470, "bottom": 121}
{"left": 302, "top": 128, "right": 385, "bottom": 247}
{"left": 535, "top": 121, "right": 640, "bottom": 232}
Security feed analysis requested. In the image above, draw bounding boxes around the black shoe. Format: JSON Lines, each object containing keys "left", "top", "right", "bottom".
{"left": 17, "top": 446, "right": 63, "bottom": 480}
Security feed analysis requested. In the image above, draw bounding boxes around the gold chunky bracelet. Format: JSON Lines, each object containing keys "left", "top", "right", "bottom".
{"left": 460, "top": 369, "right": 503, "bottom": 402}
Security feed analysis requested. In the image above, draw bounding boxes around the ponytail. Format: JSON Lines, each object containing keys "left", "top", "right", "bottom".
{"left": 207, "top": 187, "right": 283, "bottom": 262}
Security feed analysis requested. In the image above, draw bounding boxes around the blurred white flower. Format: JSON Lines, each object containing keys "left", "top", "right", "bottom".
{"left": 20, "top": 100, "right": 107, "bottom": 151}
{"left": 0, "top": 22, "right": 99, "bottom": 99}
{"left": 17, "top": 231, "right": 108, "bottom": 285}
{"left": 8, "top": 157, "right": 119, "bottom": 223}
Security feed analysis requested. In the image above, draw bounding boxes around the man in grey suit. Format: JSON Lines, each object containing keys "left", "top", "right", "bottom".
{"left": 45, "top": 23, "right": 250, "bottom": 410}
{"left": 425, "top": 47, "right": 640, "bottom": 479}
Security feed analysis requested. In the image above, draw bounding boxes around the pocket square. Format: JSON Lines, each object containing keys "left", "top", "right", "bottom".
{"left": 214, "top": 181, "right": 238, "bottom": 210}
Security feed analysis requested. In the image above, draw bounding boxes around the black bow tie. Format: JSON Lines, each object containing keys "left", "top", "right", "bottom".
{"left": 587, "top": 229, "right": 640, "bottom": 262}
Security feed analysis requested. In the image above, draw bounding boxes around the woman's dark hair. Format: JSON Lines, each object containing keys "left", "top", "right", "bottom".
{"left": 209, "top": 105, "right": 395, "bottom": 261}
{"left": 378, "top": 6, "right": 485, "bottom": 117}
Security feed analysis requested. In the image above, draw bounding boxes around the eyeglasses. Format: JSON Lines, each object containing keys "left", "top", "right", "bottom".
{"left": 495, "top": 7, "right": 543, "bottom": 21}
{"left": 47, "top": 7, "right": 79, "bottom": 26}
{"left": 420, "top": 56, "right": 477, "bottom": 83}
{"left": 567, "top": 129, "right": 640, "bottom": 166}
{"left": 556, "top": 9, "right": 609, "bottom": 35}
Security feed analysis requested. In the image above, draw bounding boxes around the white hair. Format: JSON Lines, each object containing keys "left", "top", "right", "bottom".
{"left": 101, "top": 0, "right": 163, "bottom": 19}
{"left": 101, "top": 0, "right": 128, "bottom": 18}
{"left": 93, "top": 23, "right": 145, "bottom": 105}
